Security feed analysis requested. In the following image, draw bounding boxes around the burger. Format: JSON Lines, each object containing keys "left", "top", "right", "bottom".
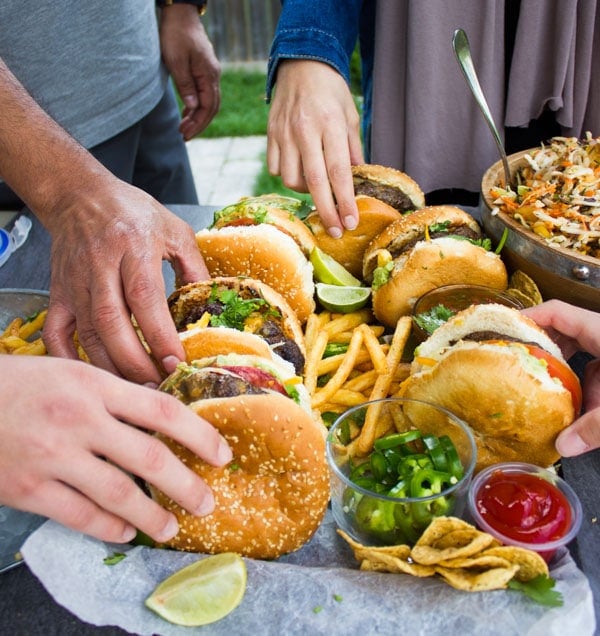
{"left": 398, "top": 303, "right": 582, "bottom": 471}
{"left": 352, "top": 164, "right": 425, "bottom": 213}
{"left": 168, "top": 277, "right": 306, "bottom": 374}
{"left": 305, "top": 195, "right": 402, "bottom": 279}
{"left": 149, "top": 353, "right": 330, "bottom": 559}
{"left": 362, "top": 205, "right": 508, "bottom": 326}
{"left": 195, "top": 195, "right": 316, "bottom": 322}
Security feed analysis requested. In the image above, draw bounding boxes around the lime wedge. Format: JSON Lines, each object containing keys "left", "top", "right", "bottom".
{"left": 145, "top": 552, "right": 247, "bottom": 626}
{"left": 316, "top": 283, "right": 371, "bottom": 313}
{"left": 310, "top": 246, "right": 362, "bottom": 286}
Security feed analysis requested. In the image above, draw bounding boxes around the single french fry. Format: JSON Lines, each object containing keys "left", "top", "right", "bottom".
{"left": 304, "top": 312, "right": 328, "bottom": 350}
{"left": 316, "top": 349, "right": 375, "bottom": 377}
{"left": 357, "top": 317, "right": 412, "bottom": 454}
{"left": 13, "top": 339, "right": 47, "bottom": 356}
{"left": 1, "top": 335, "right": 30, "bottom": 351}
{"left": 327, "top": 388, "right": 368, "bottom": 407}
{"left": 323, "top": 309, "right": 372, "bottom": 337}
{"left": 357, "top": 323, "right": 388, "bottom": 375}
{"left": 2, "top": 317, "right": 23, "bottom": 338}
{"left": 312, "top": 328, "right": 364, "bottom": 408}
{"left": 304, "top": 329, "right": 329, "bottom": 395}
{"left": 343, "top": 368, "right": 378, "bottom": 392}
{"left": 329, "top": 325, "right": 385, "bottom": 344}
{"left": 18, "top": 310, "right": 48, "bottom": 340}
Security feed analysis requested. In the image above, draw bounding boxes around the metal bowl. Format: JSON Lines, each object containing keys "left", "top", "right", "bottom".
{"left": 480, "top": 150, "right": 600, "bottom": 312}
{"left": 0, "top": 288, "right": 49, "bottom": 572}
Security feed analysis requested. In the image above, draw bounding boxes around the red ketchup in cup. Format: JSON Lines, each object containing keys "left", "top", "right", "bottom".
{"left": 468, "top": 462, "right": 583, "bottom": 562}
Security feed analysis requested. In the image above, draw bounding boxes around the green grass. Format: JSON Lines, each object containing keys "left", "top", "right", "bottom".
{"left": 253, "top": 155, "right": 314, "bottom": 201}
{"left": 200, "top": 70, "right": 270, "bottom": 138}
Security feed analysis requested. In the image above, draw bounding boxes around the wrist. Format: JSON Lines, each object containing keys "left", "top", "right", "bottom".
{"left": 156, "top": 0, "right": 207, "bottom": 16}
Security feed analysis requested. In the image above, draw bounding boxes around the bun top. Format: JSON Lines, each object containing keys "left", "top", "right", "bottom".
{"left": 352, "top": 164, "right": 425, "bottom": 211}
{"left": 211, "top": 194, "right": 315, "bottom": 256}
{"left": 363, "top": 205, "right": 482, "bottom": 280}
{"left": 414, "top": 303, "right": 565, "bottom": 364}
{"left": 305, "top": 195, "right": 401, "bottom": 278}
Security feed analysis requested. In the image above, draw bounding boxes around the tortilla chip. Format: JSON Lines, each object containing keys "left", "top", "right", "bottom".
{"left": 436, "top": 554, "right": 513, "bottom": 570}
{"left": 435, "top": 564, "right": 519, "bottom": 592}
{"left": 506, "top": 287, "right": 537, "bottom": 308}
{"left": 509, "top": 270, "right": 543, "bottom": 305}
{"left": 414, "top": 516, "right": 473, "bottom": 546}
{"left": 360, "top": 552, "right": 436, "bottom": 578}
{"left": 482, "top": 546, "right": 549, "bottom": 581}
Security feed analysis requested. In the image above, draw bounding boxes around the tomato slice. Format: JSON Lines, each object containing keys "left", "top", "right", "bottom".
{"left": 524, "top": 344, "right": 582, "bottom": 416}
{"left": 484, "top": 340, "right": 582, "bottom": 415}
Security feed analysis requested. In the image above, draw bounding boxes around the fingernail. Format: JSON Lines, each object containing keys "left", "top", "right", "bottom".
{"left": 327, "top": 226, "right": 343, "bottom": 239}
{"left": 119, "top": 525, "right": 137, "bottom": 544}
{"left": 194, "top": 490, "right": 215, "bottom": 517}
{"left": 144, "top": 381, "right": 158, "bottom": 390}
{"left": 183, "top": 95, "right": 197, "bottom": 109}
{"left": 162, "top": 355, "right": 181, "bottom": 374}
{"left": 217, "top": 438, "right": 233, "bottom": 465}
{"left": 344, "top": 215, "right": 358, "bottom": 230}
{"left": 156, "top": 515, "right": 180, "bottom": 542}
{"left": 556, "top": 429, "right": 590, "bottom": 457}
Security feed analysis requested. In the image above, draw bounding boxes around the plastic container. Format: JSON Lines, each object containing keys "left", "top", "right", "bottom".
{"left": 467, "top": 462, "right": 582, "bottom": 562}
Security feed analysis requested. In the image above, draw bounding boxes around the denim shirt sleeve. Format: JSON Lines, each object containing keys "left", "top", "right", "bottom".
{"left": 266, "top": 0, "right": 363, "bottom": 101}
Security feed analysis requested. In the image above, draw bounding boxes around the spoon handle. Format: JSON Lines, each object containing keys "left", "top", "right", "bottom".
{"left": 452, "top": 28, "right": 512, "bottom": 188}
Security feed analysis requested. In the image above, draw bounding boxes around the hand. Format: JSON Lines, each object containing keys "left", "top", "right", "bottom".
{"left": 267, "top": 60, "right": 364, "bottom": 236}
{"left": 524, "top": 299, "right": 600, "bottom": 456}
{"left": 0, "top": 355, "right": 232, "bottom": 544}
{"left": 41, "top": 173, "right": 210, "bottom": 385}
{"left": 159, "top": 4, "right": 221, "bottom": 140}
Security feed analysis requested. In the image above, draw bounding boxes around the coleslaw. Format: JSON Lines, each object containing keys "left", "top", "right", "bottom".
{"left": 489, "top": 134, "right": 600, "bottom": 258}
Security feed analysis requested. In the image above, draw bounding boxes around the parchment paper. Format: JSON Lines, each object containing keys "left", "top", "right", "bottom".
{"left": 22, "top": 511, "right": 596, "bottom": 636}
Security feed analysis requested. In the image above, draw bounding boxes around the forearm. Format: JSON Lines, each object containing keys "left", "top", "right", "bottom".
{"left": 0, "top": 58, "right": 112, "bottom": 229}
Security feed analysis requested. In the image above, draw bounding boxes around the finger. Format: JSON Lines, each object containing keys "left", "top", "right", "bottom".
{"left": 99, "top": 378, "right": 232, "bottom": 468}
{"left": 266, "top": 137, "right": 282, "bottom": 177}
{"left": 164, "top": 219, "right": 210, "bottom": 286}
{"left": 322, "top": 128, "right": 358, "bottom": 231}
{"left": 42, "top": 301, "right": 80, "bottom": 361}
{"left": 89, "top": 422, "right": 216, "bottom": 521}
{"left": 24, "top": 478, "right": 139, "bottom": 544}
{"left": 278, "top": 139, "right": 309, "bottom": 193}
{"left": 524, "top": 300, "right": 600, "bottom": 356}
{"left": 58, "top": 448, "right": 204, "bottom": 542}
{"left": 556, "top": 408, "right": 600, "bottom": 457}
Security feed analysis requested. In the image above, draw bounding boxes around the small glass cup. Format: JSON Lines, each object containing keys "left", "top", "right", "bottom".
{"left": 327, "top": 397, "right": 477, "bottom": 546}
{"left": 467, "top": 462, "right": 583, "bottom": 563}
{"left": 411, "top": 284, "right": 525, "bottom": 342}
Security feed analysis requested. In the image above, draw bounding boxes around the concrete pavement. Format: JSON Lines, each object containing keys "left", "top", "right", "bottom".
{"left": 186, "top": 135, "right": 267, "bottom": 208}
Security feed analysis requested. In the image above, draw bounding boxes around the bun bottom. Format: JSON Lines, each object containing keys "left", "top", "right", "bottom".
{"left": 398, "top": 346, "right": 574, "bottom": 471}
{"left": 149, "top": 393, "right": 329, "bottom": 559}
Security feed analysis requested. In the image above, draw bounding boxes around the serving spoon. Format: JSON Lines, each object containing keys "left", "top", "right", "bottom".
{"left": 452, "top": 28, "right": 513, "bottom": 188}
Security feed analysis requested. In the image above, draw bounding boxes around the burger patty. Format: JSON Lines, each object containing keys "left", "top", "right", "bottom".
{"left": 388, "top": 224, "right": 482, "bottom": 259}
{"left": 354, "top": 179, "right": 415, "bottom": 212}
{"left": 164, "top": 369, "right": 266, "bottom": 405}
{"left": 456, "top": 331, "right": 546, "bottom": 351}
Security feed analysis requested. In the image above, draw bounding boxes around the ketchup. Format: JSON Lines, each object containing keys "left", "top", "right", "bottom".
{"left": 475, "top": 469, "right": 572, "bottom": 545}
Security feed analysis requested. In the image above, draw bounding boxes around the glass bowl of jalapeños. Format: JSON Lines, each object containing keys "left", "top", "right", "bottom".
{"left": 327, "top": 398, "right": 477, "bottom": 546}
{"left": 411, "top": 284, "right": 525, "bottom": 343}
{"left": 467, "top": 462, "right": 583, "bottom": 563}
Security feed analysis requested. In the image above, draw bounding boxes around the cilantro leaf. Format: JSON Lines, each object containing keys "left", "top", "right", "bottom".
{"left": 507, "top": 575, "right": 564, "bottom": 607}
{"left": 103, "top": 552, "right": 127, "bottom": 566}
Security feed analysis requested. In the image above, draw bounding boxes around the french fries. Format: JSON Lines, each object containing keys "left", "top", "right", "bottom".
{"left": 0, "top": 309, "right": 48, "bottom": 356}
{"left": 304, "top": 308, "right": 412, "bottom": 441}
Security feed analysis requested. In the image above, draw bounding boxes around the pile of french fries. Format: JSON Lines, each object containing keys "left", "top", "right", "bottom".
{"left": 304, "top": 309, "right": 413, "bottom": 454}
{"left": 0, "top": 310, "right": 47, "bottom": 356}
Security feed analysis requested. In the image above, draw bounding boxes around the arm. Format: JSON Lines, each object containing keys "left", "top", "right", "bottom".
{"left": 0, "top": 58, "right": 209, "bottom": 384}
{"left": 266, "top": 0, "right": 364, "bottom": 236}
{"left": 524, "top": 300, "right": 600, "bottom": 456}
{"left": 159, "top": 3, "right": 221, "bottom": 140}
{"left": 0, "top": 355, "right": 231, "bottom": 544}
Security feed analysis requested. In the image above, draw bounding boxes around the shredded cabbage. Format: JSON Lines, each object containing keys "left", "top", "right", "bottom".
{"left": 489, "top": 133, "right": 600, "bottom": 258}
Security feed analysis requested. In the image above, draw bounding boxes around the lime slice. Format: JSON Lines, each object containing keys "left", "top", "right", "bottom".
{"left": 316, "top": 283, "right": 371, "bottom": 313}
{"left": 310, "top": 246, "right": 362, "bottom": 286}
{"left": 145, "top": 552, "right": 247, "bottom": 626}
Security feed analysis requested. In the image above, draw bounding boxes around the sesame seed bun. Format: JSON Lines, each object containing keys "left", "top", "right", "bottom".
{"left": 196, "top": 225, "right": 316, "bottom": 324}
{"left": 150, "top": 392, "right": 329, "bottom": 559}
{"left": 305, "top": 195, "right": 402, "bottom": 278}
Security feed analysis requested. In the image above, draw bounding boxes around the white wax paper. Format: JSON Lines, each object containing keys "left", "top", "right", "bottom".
{"left": 22, "top": 512, "right": 596, "bottom": 636}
